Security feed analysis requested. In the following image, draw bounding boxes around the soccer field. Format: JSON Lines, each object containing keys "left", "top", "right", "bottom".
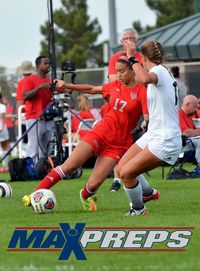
{"left": 0, "top": 165, "right": 200, "bottom": 271}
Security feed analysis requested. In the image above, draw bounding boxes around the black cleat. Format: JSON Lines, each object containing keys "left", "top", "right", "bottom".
{"left": 109, "top": 181, "right": 121, "bottom": 192}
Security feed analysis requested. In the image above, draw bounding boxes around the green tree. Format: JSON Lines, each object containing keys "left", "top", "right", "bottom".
{"left": 133, "top": 0, "right": 196, "bottom": 35}
{"left": 40, "top": 0, "right": 102, "bottom": 69}
{"left": 146, "top": 0, "right": 195, "bottom": 28}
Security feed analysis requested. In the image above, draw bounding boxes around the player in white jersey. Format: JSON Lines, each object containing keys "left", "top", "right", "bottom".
{"left": 117, "top": 39, "right": 182, "bottom": 216}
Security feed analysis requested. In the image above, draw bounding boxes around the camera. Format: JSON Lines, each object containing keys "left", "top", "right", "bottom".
{"left": 62, "top": 61, "right": 76, "bottom": 72}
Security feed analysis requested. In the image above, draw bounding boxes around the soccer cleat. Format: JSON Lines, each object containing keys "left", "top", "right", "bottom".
{"left": 22, "top": 194, "right": 32, "bottom": 207}
{"left": 80, "top": 190, "right": 97, "bottom": 211}
{"left": 109, "top": 181, "right": 121, "bottom": 192}
{"left": 143, "top": 189, "right": 160, "bottom": 203}
{"left": 125, "top": 207, "right": 148, "bottom": 216}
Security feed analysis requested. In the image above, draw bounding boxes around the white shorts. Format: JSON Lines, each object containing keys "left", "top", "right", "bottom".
{"left": 136, "top": 132, "right": 182, "bottom": 165}
{"left": 0, "top": 127, "right": 9, "bottom": 143}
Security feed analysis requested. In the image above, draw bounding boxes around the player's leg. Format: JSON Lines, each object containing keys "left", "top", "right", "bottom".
{"left": 119, "top": 146, "right": 163, "bottom": 215}
{"left": 80, "top": 156, "right": 117, "bottom": 211}
{"left": 22, "top": 141, "right": 94, "bottom": 206}
{"left": 109, "top": 166, "right": 121, "bottom": 192}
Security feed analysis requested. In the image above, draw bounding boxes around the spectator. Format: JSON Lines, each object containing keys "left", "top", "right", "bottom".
{"left": 22, "top": 56, "right": 54, "bottom": 165}
{"left": 71, "top": 95, "right": 102, "bottom": 140}
{"left": 16, "top": 60, "right": 35, "bottom": 110}
{"left": 108, "top": 27, "right": 142, "bottom": 82}
{"left": 0, "top": 94, "right": 10, "bottom": 170}
{"left": 171, "top": 66, "right": 188, "bottom": 108}
{"left": 178, "top": 95, "right": 200, "bottom": 175}
{"left": 3, "top": 96, "right": 17, "bottom": 157}
{"left": 16, "top": 60, "right": 34, "bottom": 144}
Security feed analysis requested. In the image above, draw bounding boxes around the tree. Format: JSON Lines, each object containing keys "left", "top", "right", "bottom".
{"left": 146, "top": 0, "right": 195, "bottom": 28}
{"left": 40, "top": 0, "right": 102, "bottom": 69}
{"left": 133, "top": 0, "right": 196, "bottom": 35}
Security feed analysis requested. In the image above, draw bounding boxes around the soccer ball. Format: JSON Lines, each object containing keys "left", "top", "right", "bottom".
{"left": 31, "top": 189, "right": 56, "bottom": 214}
{"left": 0, "top": 183, "right": 12, "bottom": 198}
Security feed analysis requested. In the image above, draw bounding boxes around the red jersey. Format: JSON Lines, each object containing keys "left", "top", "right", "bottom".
{"left": 100, "top": 103, "right": 109, "bottom": 117}
{"left": 84, "top": 80, "right": 148, "bottom": 152}
{"left": 178, "top": 108, "right": 196, "bottom": 133}
{"left": 108, "top": 50, "right": 143, "bottom": 76}
{"left": 22, "top": 75, "right": 52, "bottom": 119}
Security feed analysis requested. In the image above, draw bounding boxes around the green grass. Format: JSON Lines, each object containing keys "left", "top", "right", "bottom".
{"left": 0, "top": 164, "right": 200, "bottom": 271}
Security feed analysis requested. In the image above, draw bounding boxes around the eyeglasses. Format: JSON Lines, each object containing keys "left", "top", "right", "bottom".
{"left": 122, "top": 37, "right": 137, "bottom": 41}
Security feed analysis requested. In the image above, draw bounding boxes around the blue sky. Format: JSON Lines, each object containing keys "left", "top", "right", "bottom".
{"left": 0, "top": 0, "right": 156, "bottom": 70}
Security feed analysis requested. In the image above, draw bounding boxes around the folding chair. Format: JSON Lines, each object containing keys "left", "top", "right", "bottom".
{"left": 162, "top": 137, "right": 196, "bottom": 179}
{"left": 72, "top": 118, "right": 95, "bottom": 143}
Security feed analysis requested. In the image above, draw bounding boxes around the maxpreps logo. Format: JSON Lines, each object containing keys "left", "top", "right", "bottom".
{"left": 7, "top": 223, "right": 193, "bottom": 260}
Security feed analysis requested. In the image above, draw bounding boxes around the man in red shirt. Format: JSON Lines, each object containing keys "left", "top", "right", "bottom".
{"left": 108, "top": 27, "right": 142, "bottom": 82}
{"left": 179, "top": 95, "right": 200, "bottom": 174}
{"left": 22, "top": 56, "right": 54, "bottom": 165}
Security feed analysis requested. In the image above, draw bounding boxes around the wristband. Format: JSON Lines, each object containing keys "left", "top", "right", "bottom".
{"left": 128, "top": 56, "right": 139, "bottom": 66}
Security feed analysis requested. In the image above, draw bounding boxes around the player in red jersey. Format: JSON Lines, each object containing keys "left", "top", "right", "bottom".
{"left": 22, "top": 55, "right": 155, "bottom": 212}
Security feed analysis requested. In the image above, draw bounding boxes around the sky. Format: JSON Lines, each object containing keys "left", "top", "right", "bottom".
{"left": 0, "top": 0, "right": 156, "bottom": 71}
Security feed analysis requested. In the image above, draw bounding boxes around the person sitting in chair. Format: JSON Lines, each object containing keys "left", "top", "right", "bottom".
{"left": 178, "top": 95, "right": 200, "bottom": 175}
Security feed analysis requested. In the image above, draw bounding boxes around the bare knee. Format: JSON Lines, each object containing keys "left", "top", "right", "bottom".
{"left": 119, "top": 167, "right": 133, "bottom": 180}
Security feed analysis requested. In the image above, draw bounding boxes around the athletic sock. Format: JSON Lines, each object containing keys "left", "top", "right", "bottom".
{"left": 124, "top": 181, "right": 144, "bottom": 210}
{"left": 137, "top": 174, "right": 153, "bottom": 196}
{"left": 2, "top": 151, "right": 8, "bottom": 167}
{"left": 35, "top": 166, "right": 66, "bottom": 190}
{"left": 113, "top": 178, "right": 121, "bottom": 184}
{"left": 81, "top": 184, "right": 96, "bottom": 199}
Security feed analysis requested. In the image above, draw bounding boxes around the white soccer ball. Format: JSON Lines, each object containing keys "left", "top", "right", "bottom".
{"left": 0, "top": 183, "right": 12, "bottom": 198}
{"left": 31, "top": 189, "right": 56, "bottom": 214}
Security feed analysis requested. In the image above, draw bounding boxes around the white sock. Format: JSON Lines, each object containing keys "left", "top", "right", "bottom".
{"left": 124, "top": 182, "right": 144, "bottom": 210}
{"left": 137, "top": 174, "right": 153, "bottom": 196}
{"left": 2, "top": 151, "right": 9, "bottom": 167}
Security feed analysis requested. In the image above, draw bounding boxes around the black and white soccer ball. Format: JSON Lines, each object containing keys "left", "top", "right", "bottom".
{"left": 31, "top": 189, "right": 57, "bottom": 214}
{"left": 0, "top": 183, "right": 12, "bottom": 198}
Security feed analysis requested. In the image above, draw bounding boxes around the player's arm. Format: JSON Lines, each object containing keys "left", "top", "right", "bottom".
{"left": 124, "top": 40, "right": 157, "bottom": 85}
{"left": 56, "top": 80, "right": 102, "bottom": 95}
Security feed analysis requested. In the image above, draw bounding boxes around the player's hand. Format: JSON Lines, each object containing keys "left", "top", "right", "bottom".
{"left": 55, "top": 80, "right": 72, "bottom": 93}
{"left": 141, "top": 120, "right": 149, "bottom": 132}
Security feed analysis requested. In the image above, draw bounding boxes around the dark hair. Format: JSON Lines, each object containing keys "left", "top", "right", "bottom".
{"left": 116, "top": 54, "right": 132, "bottom": 69}
{"left": 35, "top": 56, "right": 48, "bottom": 67}
{"left": 171, "top": 66, "right": 180, "bottom": 78}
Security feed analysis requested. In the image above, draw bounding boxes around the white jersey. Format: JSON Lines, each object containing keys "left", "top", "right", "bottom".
{"left": 147, "top": 65, "right": 181, "bottom": 139}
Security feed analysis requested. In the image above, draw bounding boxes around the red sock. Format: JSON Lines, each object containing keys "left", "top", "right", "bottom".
{"left": 81, "top": 185, "right": 96, "bottom": 199}
{"left": 35, "top": 166, "right": 66, "bottom": 190}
